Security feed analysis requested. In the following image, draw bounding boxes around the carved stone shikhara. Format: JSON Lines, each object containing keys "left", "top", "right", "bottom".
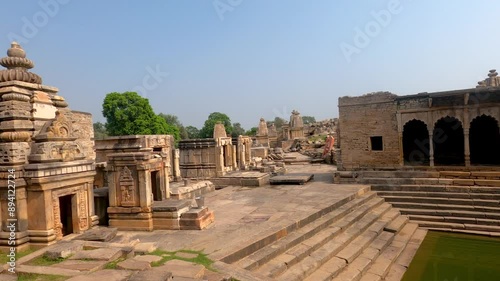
{"left": 0, "top": 42, "right": 96, "bottom": 250}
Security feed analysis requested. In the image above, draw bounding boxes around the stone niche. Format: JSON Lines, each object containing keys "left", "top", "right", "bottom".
{"left": 95, "top": 135, "right": 175, "bottom": 231}
{"left": 0, "top": 42, "right": 97, "bottom": 250}
{"left": 179, "top": 123, "right": 237, "bottom": 179}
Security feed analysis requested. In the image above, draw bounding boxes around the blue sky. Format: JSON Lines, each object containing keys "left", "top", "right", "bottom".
{"left": 2, "top": 0, "right": 500, "bottom": 130}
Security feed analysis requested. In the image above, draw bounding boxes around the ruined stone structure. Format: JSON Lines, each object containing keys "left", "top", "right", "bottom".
{"left": 0, "top": 43, "right": 96, "bottom": 249}
{"left": 337, "top": 79, "right": 500, "bottom": 170}
{"left": 255, "top": 118, "right": 270, "bottom": 147}
{"left": 289, "top": 110, "right": 305, "bottom": 139}
{"left": 233, "top": 135, "right": 252, "bottom": 170}
{"left": 335, "top": 71, "right": 500, "bottom": 235}
{"left": 94, "top": 135, "right": 174, "bottom": 231}
{"left": 179, "top": 123, "right": 237, "bottom": 178}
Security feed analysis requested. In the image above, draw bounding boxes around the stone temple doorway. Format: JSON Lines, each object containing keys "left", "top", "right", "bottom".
{"left": 470, "top": 115, "right": 500, "bottom": 165}
{"left": 59, "top": 195, "right": 74, "bottom": 236}
{"left": 151, "top": 171, "right": 161, "bottom": 201}
{"left": 403, "top": 120, "right": 430, "bottom": 166}
{"left": 433, "top": 117, "right": 464, "bottom": 166}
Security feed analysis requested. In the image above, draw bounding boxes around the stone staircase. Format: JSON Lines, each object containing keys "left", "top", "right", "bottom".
{"left": 220, "top": 191, "right": 426, "bottom": 281}
{"left": 336, "top": 170, "right": 500, "bottom": 236}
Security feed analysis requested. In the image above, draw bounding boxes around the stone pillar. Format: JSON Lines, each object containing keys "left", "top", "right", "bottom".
{"left": 464, "top": 128, "right": 470, "bottom": 167}
{"left": 429, "top": 132, "right": 435, "bottom": 167}
{"left": 398, "top": 132, "right": 404, "bottom": 166}
{"left": 164, "top": 162, "right": 170, "bottom": 199}
{"left": 239, "top": 144, "right": 246, "bottom": 170}
{"left": 232, "top": 145, "right": 237, "bottom": 170}
{"left": 173, "top": 149, "right": 181, "bottom": 181}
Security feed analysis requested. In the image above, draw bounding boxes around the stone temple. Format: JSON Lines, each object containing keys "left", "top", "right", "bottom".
{"left": 0, "top": 42, "right": 96, "bottom": 250}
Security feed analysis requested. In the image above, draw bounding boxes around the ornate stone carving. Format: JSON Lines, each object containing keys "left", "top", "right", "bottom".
{"left": 0, "top": 131, "right": 31, "bottom": 142}
{"left": 119, "top": 167, "right": 136, "bottom": 206}
{"left": 0, "top": 42, "right": 42, "bottom": 84}
{"left": 52, "top": 197, "right": 63, "bottom": 240}
{"left": 0, "top": 143, "right": 29, "bottom": 164}
{"left": 47, "top": 111, "right": 70, "bottom": 138}
{"left": 1, "top": 93, "right": 30, "bottom": 102}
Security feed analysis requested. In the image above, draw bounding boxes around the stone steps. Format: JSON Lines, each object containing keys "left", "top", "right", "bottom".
{"left": 303, "top": 211, "right": 400, "bottom": 281}
{"left": 407, "top": 214, "right": 500, "bottom": 226}
{"left": 360, "top": 177, "right": 500, "bottom": 187}
{"left": 234, "top": 192, "right": 379, "bottom": 270}
{"left": 382, "top": 195, "right": 499, "bottom": 207}
{"left": 252, "top": 198, "right": 387, "bottom": 279}
{"left": 270, "top": 203, "right": 392, "bottom": 281}
{"left": 376, "top": 190, "right": 500, "bottom": 200}
{"left": 411, "top": 220, "right": 500, "bottom": 234}
{"left": 389, "top": 201, "right": 500, "bottom": 214}
{"left": 372, "top": 184, "right": 500, "bottom": 194}
{"left": 400, "top": 208, "right": 500, "bottom": 220}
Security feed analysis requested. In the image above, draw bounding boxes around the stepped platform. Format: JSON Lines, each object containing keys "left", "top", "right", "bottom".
{"left": 335, "top": 169, "right": 500, "bottom": 236}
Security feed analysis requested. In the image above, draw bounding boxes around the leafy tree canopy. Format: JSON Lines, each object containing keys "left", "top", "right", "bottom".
{"left": 231, "top": 122, "right": 246, "bottom": 138}
{"left": 93, "top": 122, "right": 108, "bottom": 140}
{"left": 102, "top": 92, "right": 176, "bottom": 137}
{"left": 199, "top": 112, "right": 233, "bottom": 138}
{"left": 245, "top": 127, "right": 258, "bottom": 136}
{"left": 302, "top": 116, "right": 316, "bottom": 125}
{"left": 159, "top": 113, "right": 187, "bottom": 140}
{"left": 185, "top": 126, "right": 200, "bottom": 139}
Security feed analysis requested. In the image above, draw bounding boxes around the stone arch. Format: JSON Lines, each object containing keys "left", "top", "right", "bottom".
{"left": 433, "top": 116, "right": 464, "bottom": 166}
{"left": 403, "top": 119, "right": 430, "bottom": 166}
{"left": 470, "top": 115, "right": 500, "bottom": 165}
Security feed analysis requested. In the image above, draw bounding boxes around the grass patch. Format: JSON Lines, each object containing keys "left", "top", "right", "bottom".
{"left": 0, "top": 248, "right": 36, "bottom": 265}
{"left": 308, "top": 134, "right": 327, "bottom": 142}
{"left": 104, "top": 257, "right": 125, "bottom": 269}
{"left": 17, "top": 273, "right": 67, "bottom": 281}
{"left": 149, "top": 249, "right": 215, "bottom": 271}
{"left": 26, "top": 254, "right": 68, "bottom": 266}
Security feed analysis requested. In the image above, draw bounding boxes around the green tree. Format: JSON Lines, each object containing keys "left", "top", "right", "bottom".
{"left": 185, "top": 126, "right": 200, "bottom": 139}
{"left": 231, "top": 122, "right": 246, "bottom": 137}
{"left": 159, "top": 113, "right": 188, "bottom": 139}
{"left": 302, "top": 116, "right": 316, "bottom": 125}
{"left": 199, "top": 112, "right": 233, "bottom": 138}
{"left": 245, "top": 127, "right": 258, "bottom": 136}
{"left": 93, "top": 122, "right": 108, "bottom": 139}
{"left": 102, "top": 92, "right": 177, "bottom": 138}
{"left": 273, "top": 117, "right": 286, "bottom": 129}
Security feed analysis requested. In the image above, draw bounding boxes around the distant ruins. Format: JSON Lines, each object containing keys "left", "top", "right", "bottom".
{"left": 0, "top": 42, "right": 97, "bottom": 250}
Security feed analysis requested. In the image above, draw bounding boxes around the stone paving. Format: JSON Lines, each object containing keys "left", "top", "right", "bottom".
{"left": 1, "top": 164, "right": 374, "bottom": 280}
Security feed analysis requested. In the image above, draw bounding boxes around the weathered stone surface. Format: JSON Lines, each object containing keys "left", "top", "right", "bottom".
{"left": 69, "top": 247, "right": 123, "bottom": 261}
{"left": 134, "top": 242, "right": 158, "bottom": 254}
{"left": 128, "top": 268, "right": 173, "bottom": 281}
{"left": 158, "top": 260, "right": 205, "bottom": 279}
{"left": 51, "top": 259, "right": 107, "bottom": 271}
{"left": 269, "top": 173, "right": 314, "bottom": 185}
{"left": 133, "top": 254, "right": 162, "bottom": 263}
{"left": 74, "top": 227, "right": 117, "bottom": 242}
{"left": 65, "top": 269, "right": 133, "bottom": 281}
{"left": 45, "top": 241, "right": 83, "bottom": 259}
{"left": 116, "top": 258, "right": 151, "bottom": 271}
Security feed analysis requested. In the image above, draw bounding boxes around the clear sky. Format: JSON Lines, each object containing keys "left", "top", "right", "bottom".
{"left": 2, "top": 0, "right": 500, "bottom": 130}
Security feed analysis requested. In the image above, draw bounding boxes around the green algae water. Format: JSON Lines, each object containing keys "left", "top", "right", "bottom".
{"left": 402, "top": 231, "right": 500, "bottom": 281}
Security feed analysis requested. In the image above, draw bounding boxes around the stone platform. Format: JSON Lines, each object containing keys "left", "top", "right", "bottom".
{"left": 269, "top": 173, "right": 314, "bottom": 185}
{"left": 170, "top": 180, "right": 215, "bottom": 199}
{"left": 152, "top": 200, "right": 215, "bottom": 230}
{"left": 211, "top": 171, "right": 270, "bottom": 187}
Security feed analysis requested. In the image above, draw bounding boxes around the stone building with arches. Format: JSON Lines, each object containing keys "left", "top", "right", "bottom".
{"left": 336, "top": 70, "right": 500, "bottom": 171}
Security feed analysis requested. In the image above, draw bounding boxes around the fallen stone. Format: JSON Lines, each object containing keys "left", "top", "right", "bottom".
{"left": 116, "top": 258, "right": 151, "bottom": 271}
{"left": 69, "top": 247, "right": 123, "bottom": 261}
{"left": 74, "top": 227, "right": 117, "bottom": 242}
{"left": 66, "top": 269, "right": 132, "bottom": 281}
{"left": 157, "top": 259, "right": 205, "bottom": 279}
{"left": 203, "top": 270, "right": 232, "bottom": 281}
{"left": 134, "top": 242, "right": 158, "bottom": 254}
{"left": 45, "top": 241, "right": 83, "bottom": 259}
{"left": 51, "top": 259, "right": 108, "bottom": 272}
{"left": 128, "top": 268, "right": 173, "bottom": 281}
{"left": 133, "top": 254, "right": 162, "bottom": 263}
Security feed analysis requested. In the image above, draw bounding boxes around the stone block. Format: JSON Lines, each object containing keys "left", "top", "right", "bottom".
{"left": 128, "top": 268, "right": 173, "bottom": 281}
{"left": 74, "top": 227, "right": 117, "bottom": 242}
{"left": 69, "top": 247, "right": 123, "bottom": 261}
{"left": 45, "top": 241, "right": 83, "bottom": 260}
{"left": 134, "top": 242, "right": 158, "bottom": 254}
{"left": 153, "top": 218, "right": 180, "bottom": 230}
{"left": 133, "top": 254, "right": 162, "bottom": 263}
{"left": 117, "top": 258, "right": 151, "bottom": 271}
{"left": 52, "top": 259, "right": 108, "bottom": 272}
{"left": 180, "top": 209, "right": 215, "bottom": 230}
{"left": 157, "top": 260, "right": 205, "bottom": 279}
{"left": 65, "top": 269, "right": 133, "bottom": 281}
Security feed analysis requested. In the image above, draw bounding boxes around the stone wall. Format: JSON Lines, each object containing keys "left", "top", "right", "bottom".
{"left": 338, "top": 92, "right": 400, "bottom": 170}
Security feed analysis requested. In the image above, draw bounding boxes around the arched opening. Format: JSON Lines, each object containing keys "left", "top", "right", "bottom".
{"left": 403, "top": 120, "right": 430, "bottom": 166}
{"left": 433, "top": 117, "right": 464, "bottom": 166}
{"left": 470, "top": 115, "right": 500, "bottom": 165}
